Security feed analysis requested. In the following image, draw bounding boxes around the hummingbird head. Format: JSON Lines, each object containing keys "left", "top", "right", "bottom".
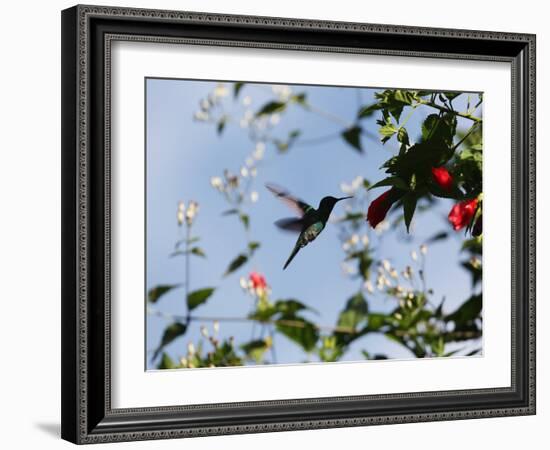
{"left": 318, "top": 196, "right": 352, "bottom": 212}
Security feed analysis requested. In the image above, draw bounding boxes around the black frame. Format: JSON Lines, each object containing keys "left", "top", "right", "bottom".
{"left": 61, "top": 4, "right": 536, "bottom": 444}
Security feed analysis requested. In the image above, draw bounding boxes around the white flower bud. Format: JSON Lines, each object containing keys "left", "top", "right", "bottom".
{"left": 214, "top": 83, "right": 228, "bottom": 98}
{"left": 210, "top": 176, "right": 223, "bottom": 190}
{"left": 177, "top": 201, "right": 185, "bottom": 226}
{"left": 364, "top": 280, "right": 374, "bottom": 294}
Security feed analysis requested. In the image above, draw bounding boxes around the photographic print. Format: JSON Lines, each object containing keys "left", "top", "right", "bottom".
{"left": 145, "top": 79, "right": 483, "bottom": 370}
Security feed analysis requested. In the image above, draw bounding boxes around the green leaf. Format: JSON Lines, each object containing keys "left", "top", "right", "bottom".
{"left": 379, "top": 122, "right": 398, "bottom": 137}
{"left": 431, "top": 336, "right": 445, "bottom": 357}
{"left": 445, "top": 294, "right": 482, "bottom": 324}
{"left": 421, "top": 114, "right": 440, "bottom": 141}
{"left": 337, "top": 292, "right": 368, "bottom": 331}
{"left": 256, "top": 101, "right": 286, "bottom": 116}
{"left": 421, "top": 113, "right": 457, "bottom": 147}
{"left": 341, "top": 126, "right": 363, "bottom": 153}
{"left": 248, "top": 241, "right": 260, "bottom": 253}
{"left": 357, "top": 103, "right": 381, "bottom": 118}
{"left": 239, "top": 213, "right": 250, "bottom": 230}
{"left": 427, "top": 231, "right": 449, "bottom": 243}
{"left": 217, "top": 116, "right": 227, "bottom": 135}
{"left": 393, "top": 90, "right": 418, "bottom": 105}
{"left": 190, "top": 247, "right": 206, "bottom": 258}
{"left": 462, "top": 236, "right": 482, "bottom": 254}
{"left": 224, "top": 254, "right": 248, "bottom": 276}
{"left": 369, "top": 176, "right": 408, "bottom": 191}
{"left": 148, "top": 284, "right": 180, "bottom": 303}
{"left": 187, "top": 287, "right": 215, "bottom": 311}
{"left": 275, "top": 299, "right": 317, "bottom": 316}
{"left": 443, "top": 91, "right": 460, "bottom": 101}
{"left": 276, "top": 318, "right": 319, "bottom": 352}
{"left": 241, "top": 339, "right": 270, "bottom": 363}
{"left": 397, "top": 127, "right": 409, "bottom": 146}
{"left": 403, "top": 193, "right": 418, "bottom": 233}
{"left": 289, "top": 129, "right": 301, "bottom": 139}
{"left": 233, "top": 82, "right": 244, "bottom": 98}
{"left": 153, "top": 322, "right": 187, "bottom": 360}
{"left": 461, "top": 259, "right": 482, "bottom": 286}
{"left": 158, "top": 352, "right": 176, "bottom": 369}
{"left": 366, "top": 313, "right": 386, "bottom": 331}
{"left": 290, "top": 93, "right": 307, "bottom": 105}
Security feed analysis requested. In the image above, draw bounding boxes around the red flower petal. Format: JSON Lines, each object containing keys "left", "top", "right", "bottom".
{"left": 367, "top": 189, "right": 393, "bottom": 229}
{"left": 249, "top": 271, "right": 267, "bottom": 289}
{"left": 448, "top": 198, "right": 478, "bottom": 231}
{"left": 431, "top": 166, "right": 453, "bottom": 191}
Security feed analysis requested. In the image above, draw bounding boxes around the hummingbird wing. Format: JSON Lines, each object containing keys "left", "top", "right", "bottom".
{"left": 274, "top": 217, "right": 305, "bottom": 233}
{"left": 265, "top": 183, "right": 313, "bottom": 217}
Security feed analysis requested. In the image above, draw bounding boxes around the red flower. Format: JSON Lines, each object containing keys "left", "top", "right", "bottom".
{"left": 367, "top": 189, "right": 394, "bottom": 228}
{"left": 431, "top": 166, "right": 453, "bottom": 191}
{"left": 249, "top": 272, "right": 267, "bottom": 290}
{"left": 448, "top": 198, "right": 478, "bottom": 231}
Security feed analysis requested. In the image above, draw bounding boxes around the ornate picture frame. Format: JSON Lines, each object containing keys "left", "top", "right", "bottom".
{"left": 61, "top": 4, "right": 535, "bottom": 444}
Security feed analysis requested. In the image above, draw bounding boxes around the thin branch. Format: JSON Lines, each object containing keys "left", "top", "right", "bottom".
{"left": 420, "top": 100, "right": 482, "bottom": 123}
{"left": 302, "top": 104, "right": 352, "bottom": 128}
{"left": 452, "top": 121, "right": 481, "bottom": 151}
{"left": 148, "top": 307, "right": 358, "bottom": 334}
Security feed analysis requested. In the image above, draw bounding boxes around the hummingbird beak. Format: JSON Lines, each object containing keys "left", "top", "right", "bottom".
{"left": 337, "top": 196, "right": 353, "bottom": 202}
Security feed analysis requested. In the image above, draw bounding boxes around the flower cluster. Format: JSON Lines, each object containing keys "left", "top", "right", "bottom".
{"left": 240, "top": 271, "right": 270, "bottom": 297}
{"left": 210, "top": 142, "right": 264, "bottom": 204}
{"left": 340, "top": 176, "right": 365, "bottom": 196}
{"left": 177, "top": 200, "right": 199, "bottom": 227}
{"left": 193, "top": 83, "right": 229, "bottom": 122}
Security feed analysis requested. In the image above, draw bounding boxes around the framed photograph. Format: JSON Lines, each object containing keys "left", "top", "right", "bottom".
{"left": 61, "top": 4, "right": 536, "bottom": 444}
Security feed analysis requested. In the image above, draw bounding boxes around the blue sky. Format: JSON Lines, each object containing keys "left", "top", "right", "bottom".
{"left": 145, "top": 78, "right": 479, "bottom": 369}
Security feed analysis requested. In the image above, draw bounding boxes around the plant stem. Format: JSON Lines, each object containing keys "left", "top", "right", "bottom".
{"left": 184, "top": 224, "right": 191, "bottom": 325}
{"left": 420, "top": 100, "right": 482, "bottom": 123}
{"left": 302, "top": 104, "right": 352, "bottom": 128}
{"left": 451, "top": 121, "right": 481, "bottom": 151}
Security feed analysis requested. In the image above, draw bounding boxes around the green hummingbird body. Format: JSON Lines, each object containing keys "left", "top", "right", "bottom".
{"left": 266, "top": 184, "right": 351, "bottom": 270}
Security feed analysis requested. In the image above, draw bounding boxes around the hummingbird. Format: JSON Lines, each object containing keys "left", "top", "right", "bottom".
{"left": 266, "top": 183, "right": 352, "bottom": 270}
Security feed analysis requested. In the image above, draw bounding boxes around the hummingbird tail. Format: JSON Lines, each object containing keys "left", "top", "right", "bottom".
{"left": 283, "top": 244, "right": 301, "bottom": 270}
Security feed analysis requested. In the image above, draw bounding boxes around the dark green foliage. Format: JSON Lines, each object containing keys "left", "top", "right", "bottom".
{"left": 187, "top": 288, "right": 215, "bottom": 311}
{"left": 224, "top": 254, "right": 248, "bottom": 276}
{"left": 341, "top": 126, "right": 363, "bottom": 152}
{"left": 241, "top": 339, "right": 271, "bottom": 363}
{"left": 148, "top": 284, "right": 180, "bottom": 303}
{"left": 256, "top": 101, "right": 287, "bottom": 116}
{"left": 153, "top": 322, "right": 187, "bottom": 360}
{"left": 276, "top": 318, "right": 319, "bottom": 352}
{"left": 233, "top": 82, "right": 245, "bottom": 98}
{"left": 158, "top": 352, "right": 176, "bottom": 369}
{"left": 446, "top": 295, "right": 482, "bottom": 326}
